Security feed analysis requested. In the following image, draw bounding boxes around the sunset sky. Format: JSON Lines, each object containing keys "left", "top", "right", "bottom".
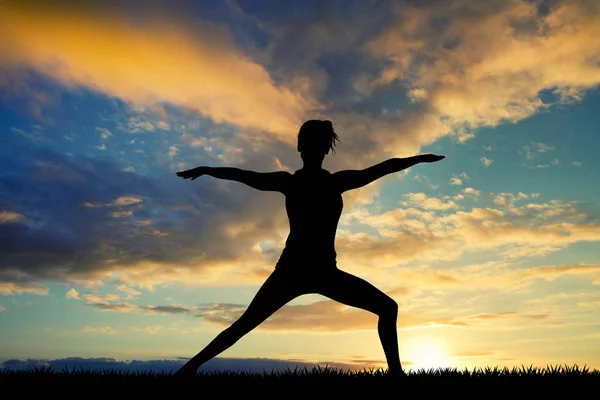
{"left": 1, "top": 0, "right": 600, "bottom": 372}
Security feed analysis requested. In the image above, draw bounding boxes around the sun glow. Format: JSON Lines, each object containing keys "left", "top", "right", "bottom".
{"left": 406, "top": 339, "right": 452, "bottom": 371}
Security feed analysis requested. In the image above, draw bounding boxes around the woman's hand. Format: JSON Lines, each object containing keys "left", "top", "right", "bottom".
{"left": 420, "top": 154, "right": 446, "bottom": 163}
{"left": 176, "top": 166, "right": 208, "bottom": 180}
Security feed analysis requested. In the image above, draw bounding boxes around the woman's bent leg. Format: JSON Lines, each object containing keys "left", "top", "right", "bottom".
{"left": 316, "top": 269, "right": 403, "bottom": 375}
{"left": 175, "top": 270, "right": 301, "bottom": 376}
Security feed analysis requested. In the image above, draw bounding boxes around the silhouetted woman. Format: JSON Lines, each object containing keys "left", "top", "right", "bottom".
{"left": 175, "top": 120, "right": 445, "bottom": 377}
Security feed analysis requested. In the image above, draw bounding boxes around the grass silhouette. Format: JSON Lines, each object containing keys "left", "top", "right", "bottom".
{"left": 2, "top": 364, "right": 598, "bottom": 391}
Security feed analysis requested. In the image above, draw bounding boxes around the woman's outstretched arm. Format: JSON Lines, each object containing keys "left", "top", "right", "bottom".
{"left": 177, "top": 166, "right": 291, "bottom": 193}
{"left": 333, "top": 154, "right": 445, "bottom": 193}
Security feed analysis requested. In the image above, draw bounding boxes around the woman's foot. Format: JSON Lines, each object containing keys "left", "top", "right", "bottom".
{"left": 387, "top": 368, "right": 407, "bottom": 379}
{"left": 173, "top": 365, "right": 198, "bottom": 379}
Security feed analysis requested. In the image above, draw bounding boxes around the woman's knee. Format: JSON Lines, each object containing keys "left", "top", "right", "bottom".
{"left": 380, "top": 296, "right": 398, "bottom": 316}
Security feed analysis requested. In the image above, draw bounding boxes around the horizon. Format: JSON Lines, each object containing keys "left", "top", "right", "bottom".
{"left": 1, "top": 0, "right": 600, "bottom": 373}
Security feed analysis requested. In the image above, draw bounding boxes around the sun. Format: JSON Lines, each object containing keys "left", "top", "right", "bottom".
{"left": 406, "top": 339, "right": 451, "bottom": 371}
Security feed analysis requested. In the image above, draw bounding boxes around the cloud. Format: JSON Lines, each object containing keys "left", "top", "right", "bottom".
{"left": 492, "top": 192, "right": 529, "bottom": 207}
{"left": 579, "top": 298, "right": 600, "bottom": 308}
{"left": 0, "top": 281, "right": 49, "bottom": 296}
{"left": 65, "top": 288, "right": 79, "bottom": 299}
{"left": 363, "top": 1, "right": 600, "bottom": 129}
{"left": 333, "top": 192, "right": 600, "bottom": 271}
{"left": 3, "top": 132, "right": 599, "bottom": 295}
{"left": 83, "top": 195, "right": 143, "bottom": 209}
{"left": 96, "top": 127, "right": 113, "bottom": 140}
{"left": 0, "top": 145, "right": 290, "bottom": 289}
{"left": 81, "top": 326, "right": 117, "bottom": 335}
{"left": 522, "top": 141, "right": 556, "bottom": 160}
{"left": 168, "top": 145, "right": 179, "bottom": 158}
{"left": 116, "top": 285, "right": 141, "bottom": 299}
{"left": 463, "top": 187, "right": 480, "bottom": 197}
{"left": 450, "top": 176, "right": 463, "bottom": 186}
{"left": 0, "top": 305, "right": 6, "bottom": 312}
{"left": 0, "top": 1, "right": 316, "bottom": 141}
{"left": 130, "top": 325, "right": 163, "bottom": 335}
{"left": 1, "top": 0, "right": 599, "bottom": 296}
{"left": 408, "top": 88, "right": 428, "bottom": 102}
{"left": 86, "top": 302, "right": 139, "bottom": 313}
{"left": 140, "top": 305, "right": 194, "bottom": 314}
{"left": 84, "top": 293, "right": 122, "bottom": 303}
{"left": 112, "top": 196, "right": 143, "bottom": 207}
{"left": 0, "top": 210, "right": 25, "bottom": 224}
{"left": 480, "top": 157, "right": 493, "bottom": 167}
{"left": 78, "top": 287, "right": 196, "bottom": 315}
{"left": 450, "top": 172, "right": 470, "bottom": 186}
{"left": 401, "top": 192, "right": 460, "bottom": 211}
{"left": 110, "top": 210, "right": 133, "bottom": 218}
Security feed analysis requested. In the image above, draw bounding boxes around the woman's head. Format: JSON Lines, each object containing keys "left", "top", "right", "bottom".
{"left": 297, "top": 120, "right": 340, "bottom": 156}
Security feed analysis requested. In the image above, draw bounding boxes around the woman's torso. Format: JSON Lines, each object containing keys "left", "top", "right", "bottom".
{"left": 276, "top": 169, "right": 343, "bottom": 271}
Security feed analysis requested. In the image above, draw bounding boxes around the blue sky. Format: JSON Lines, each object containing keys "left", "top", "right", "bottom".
{"left": 1, "top": 0, "right": 600, "bottom": 372}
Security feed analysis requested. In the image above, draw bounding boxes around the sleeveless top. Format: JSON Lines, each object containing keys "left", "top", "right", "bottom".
{"left": 276, "top": 169, "right": 343, "bottom": 271}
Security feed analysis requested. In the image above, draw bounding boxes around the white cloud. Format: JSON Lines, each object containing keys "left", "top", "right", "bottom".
{"left": 156, "top": 121, "right": 170, "bottom": 130}
{"left": 95, "top": 127, "right": 113, "bottom": 140}
{"left": 450, "top": 176, "right": 463, "bottom": 186}
{"left": 532, "top": 142, "right": 555, "bottom": 153}
{"left": 168, "top": 145, "right": 179, "bottom": 158}
{"left": 463, "top": 187, "right": 480, "bottom": 196}
{"left": 450, "top": 172, "right": 470, "bottom": 186}
{"left": 66, "top": 288, "right": 79, "bottom": 300}
{"left": 480, "top": 157, "right": 493, "bottom": 167}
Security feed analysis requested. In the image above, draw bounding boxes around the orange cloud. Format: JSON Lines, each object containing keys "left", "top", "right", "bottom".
{"left": 0, "top": 210, "right": 25, "bottom": 224}
{"left": 0, "top": 281, "right": 49, "bottom": 296}
{"left": 130, "top": 325, "right": 163, "bottom": 335}
{"left": 334, "top": 193, "right": 600, "bottom": 272}
{"left": 81, "top": 326, "right": 117, "bottom": 335}
{"left": 363, "top": 1, "right": 600, "bottom": 129}
{"left": 0, "top": 1, "right": 315, "bottom": 140}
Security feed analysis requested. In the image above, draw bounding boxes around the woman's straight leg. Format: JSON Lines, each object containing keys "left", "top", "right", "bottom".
{"left": 175, "top": 269, "right": 303, "bottom": 376}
